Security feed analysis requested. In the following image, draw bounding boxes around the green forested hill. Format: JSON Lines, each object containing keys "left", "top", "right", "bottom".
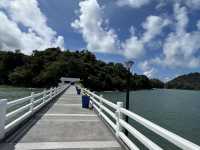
{"left": 150, "top": 79, "right": 165, "bottom": 89}
{"left": 0, "top": 48, "right": 162, "bottom": 91}
{"left": 166, "top": 73, "right": 200, "bottom": 90}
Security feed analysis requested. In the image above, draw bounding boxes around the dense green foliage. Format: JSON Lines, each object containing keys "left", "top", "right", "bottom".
{"left": 150, "top": 79, "right": 165, "bottom": 89}
{"left": 0, "top": 48, "right": 162, "bottom": 91}
{"left": 166, "top": 72, "right": 200, "bottom": 90}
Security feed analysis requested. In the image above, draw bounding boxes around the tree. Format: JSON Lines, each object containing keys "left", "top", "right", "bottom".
{"left": 166, "top": 73, "right": 200, "bottom": 90}
{"left": 9, "top": 66, "right": 33, "bottom": 86}
{"left": 150, "top": 79, "right": 164, "bottom": 88}
{"left": 0, "top": 48, "right": 157, "bottom": 91}
{"left": 0, "top": 51, "right": 27, "bottom": 84}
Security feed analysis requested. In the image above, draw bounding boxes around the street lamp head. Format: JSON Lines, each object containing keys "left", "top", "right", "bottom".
{"left": 124, "top": 60, "right": 134, "bottom": 70}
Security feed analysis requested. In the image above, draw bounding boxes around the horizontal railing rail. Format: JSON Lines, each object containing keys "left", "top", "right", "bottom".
{"left": 82, "top": 88, "right": 200, "bottom": 150}
{"left": 0, "top": 84, "right": 70, "bottom": 140}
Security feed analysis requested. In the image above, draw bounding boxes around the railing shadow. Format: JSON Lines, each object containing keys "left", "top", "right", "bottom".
{"left": 0, "top": 88, "right": 68, "bottom": 150}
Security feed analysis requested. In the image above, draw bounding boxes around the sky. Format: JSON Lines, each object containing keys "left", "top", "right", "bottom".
{"left": 0, "top": 0, "right": 200, "bottom": 81}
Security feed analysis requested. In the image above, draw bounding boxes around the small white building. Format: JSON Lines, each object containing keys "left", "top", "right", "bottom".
{"left": 60, "top": 77, "right": 80, "bottom": 85}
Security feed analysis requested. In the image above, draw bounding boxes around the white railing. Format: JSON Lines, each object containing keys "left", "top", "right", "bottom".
{"left": 0, "top": 84, "right": 69, "bottom": 140}
{"left": 82, "top": 88, "right": 200, "bottom": 150}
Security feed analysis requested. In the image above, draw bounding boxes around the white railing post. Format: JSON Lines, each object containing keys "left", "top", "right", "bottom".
{"left": 54, "top": 87, "right": 57, "bottom": 96}
{"left": 52, "top": 88, "right": 54, "bottom": 97}
{"left": 0, "top": 99, "right": 7, "bottom": 140}
{"left": 30, "top": 92, "right": 34, "bottom": 113}
{"left": 53, "top": 87, "right": 55, "bottom": 97}
{"left": 82, "top": 88, "right": 86, "bottom": 95}
{"left": 55, "top": 87, "right": 57, "bottom": 95}
{"left": 50, "top": 88, "right": 53, "bottom": 100}
{"left": 60, "top": 86, "right": 62, "bottom": 93}
{"left": 57, "top": 87, "right": 60, "bottom": 94}
{"left": 90, "top": 91, "right": 95, "bottom": 107}
{"left": 43, "top": 89, "right": 46, "bottom": 103}
{"left": 99, "top": 95, "right": 103, "bottom": 116}
{"left": 115, "top": 101, "right": 123, "bottom": 138}
{"left": 61, "top": 85, "right": 63, "bottom": 92}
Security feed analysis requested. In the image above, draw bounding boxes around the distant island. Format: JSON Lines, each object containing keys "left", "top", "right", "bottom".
{"left": 1, "top": 48, "right": 200, "bottom": 91}
{"left": 0, "top": 48, "right": 164, "bottom": 91}
{"left": 166, "top": 73, "right": 200, "bottom": 90}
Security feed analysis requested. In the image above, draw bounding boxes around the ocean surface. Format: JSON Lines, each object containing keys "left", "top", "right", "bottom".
{"left": 98, "top": 89, "right": 200, "bottom": 149}
{"left": 0, "top": 86, "right": 43, "bottom": 101}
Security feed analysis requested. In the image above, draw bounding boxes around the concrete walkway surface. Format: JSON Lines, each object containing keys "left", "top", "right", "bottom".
{"left": 0, "top": 86, "right": 124, "bottom": 150}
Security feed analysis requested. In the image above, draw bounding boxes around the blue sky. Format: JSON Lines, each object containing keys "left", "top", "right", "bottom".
{"left": 0, "top": 0, "right": 200, "bottom": 81}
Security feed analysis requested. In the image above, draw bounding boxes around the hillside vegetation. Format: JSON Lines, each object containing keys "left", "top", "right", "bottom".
{"left": 0, "top": 48, "right": 163, "bottom": 91}
{"left": 166, "top": 73, "right": 200, "bottom": 90}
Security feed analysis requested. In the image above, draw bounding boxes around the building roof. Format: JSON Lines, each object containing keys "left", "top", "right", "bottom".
{"left": 60, "top": 77, "right": 80, "bottom": 82}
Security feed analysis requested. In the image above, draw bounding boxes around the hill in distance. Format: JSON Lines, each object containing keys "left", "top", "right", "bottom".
{"left": 2, "top": 48, "right": 200, "bottom": 91}
{"left": 0, "top": 47, "right": 164, "bottom": 91}
{"left": 166, "top": 72, "right": 200, "bottom": 90}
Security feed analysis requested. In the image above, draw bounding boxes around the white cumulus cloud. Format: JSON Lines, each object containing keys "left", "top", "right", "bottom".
{"left": 184, "top": 0, "right": 200, "bottom": 9}
{"left": 117, "top": 0, "right": 200, "bottom": 10}
{"left": 0, "top": 0, "right": 64, "bottom": 54}
{"left": 197, "top": 20, "right": 200, "bottom": 30}
{"left": 122, "top": 36, "right": 144, "bottom": 59}
{"left": 71, "top": 0, "right": 118, "bottom": 53}
{"left": 141, "top": 2, "right": 200, "bottom": 72}
{"left": 142, "top": 15, "right": 170, "bottom": 43}
{"left": 157, "top": 3, "right": 200, "bottom": 68}
{"left": 139, "top": 60, "right": 157, "bottom": 78}
{"left": 71, "top": 0, "right": 169, "bottom": 59}
{"left": 116, "top": 0, "right": 151, "bottom": 8}
{"left": 116, "top": 15, "right": 169, "bottom": 59}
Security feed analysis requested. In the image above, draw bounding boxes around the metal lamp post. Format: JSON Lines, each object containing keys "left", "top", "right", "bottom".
{"left": 124, "top": 60, "right": 134, "bottom": 136}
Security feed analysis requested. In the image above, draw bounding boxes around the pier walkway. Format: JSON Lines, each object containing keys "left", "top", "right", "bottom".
{"left": 1, "top": 84, "right": 200, "bottom": 150}
{"left": 1, "top": 86, "right": 123, "bottom": 150}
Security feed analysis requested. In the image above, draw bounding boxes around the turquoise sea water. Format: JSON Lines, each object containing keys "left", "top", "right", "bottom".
{"left": 0, "top": 86, "right": 43, "bottom": 101}
{"left": 99, "top": 89, "right": 200, "bottom": 149}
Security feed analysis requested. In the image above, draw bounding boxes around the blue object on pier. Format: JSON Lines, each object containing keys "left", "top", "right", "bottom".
{"left": 82, "top": 95, "right": 90, "bottom": 108}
